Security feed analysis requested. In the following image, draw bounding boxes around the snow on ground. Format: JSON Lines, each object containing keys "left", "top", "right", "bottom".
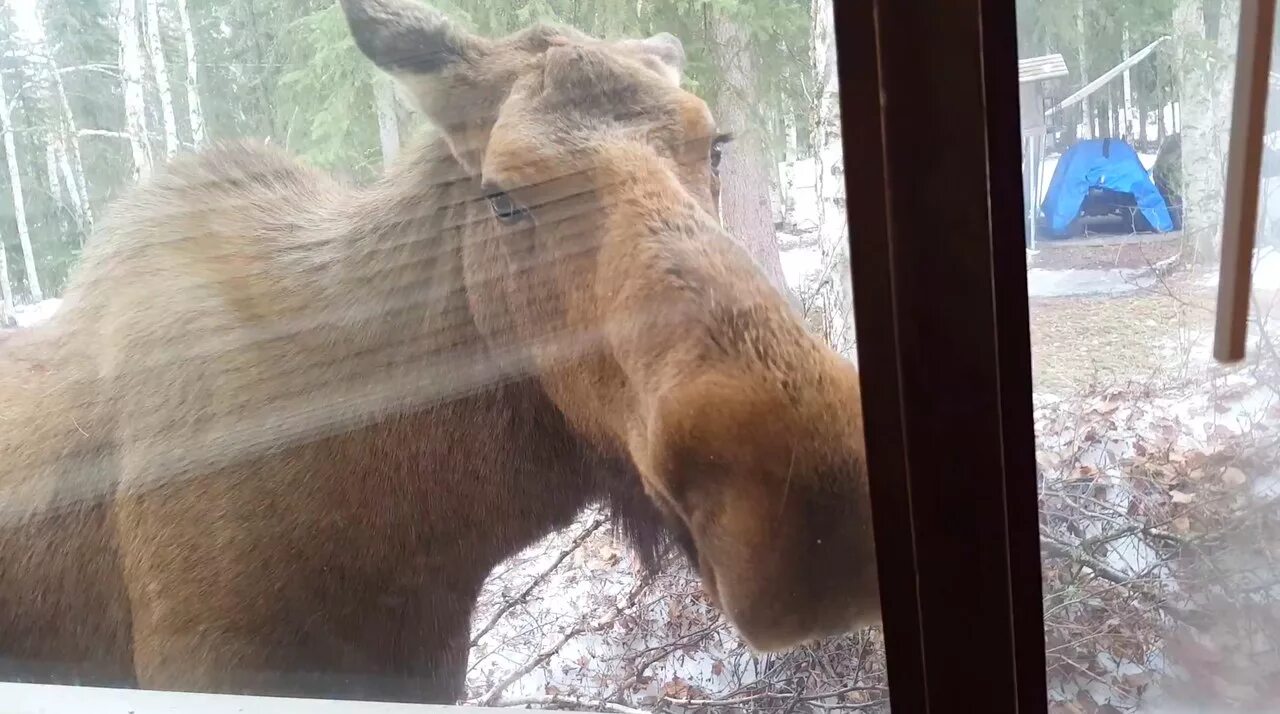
{"left": 1199, "top": 246, "right": 1280, "bottom": 292}
{"left": 780, "top": 240, "right": 823, "bottom": 292}
{"left": 10, "top": 298, "right": 61, "bottom": 327}
{"left": 1027, "top": 267, "right": 1156, "bottom": 298}
{"left": 466, "top": 510, "right": 749, "bottom": 704}
{"left": 778, "top": 146, "right": 844, "bottom": 237}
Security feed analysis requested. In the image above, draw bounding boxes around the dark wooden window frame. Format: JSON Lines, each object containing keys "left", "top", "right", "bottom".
{"left": 836, "top": 1, "right": 1049, "bottom": 712}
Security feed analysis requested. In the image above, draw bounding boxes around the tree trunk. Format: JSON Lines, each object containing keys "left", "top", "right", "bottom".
{"left": 808, "top": 0, "right": 853, "bottom": 354}
{"left": 1138, "top": 89, "right": 1149, "bottom": 146}
{"left": 174, "top": 0, "right": 206, "bottom": 147}
{"left": 776, "top": 112, "right": 797, "bottom": 218}
{"left": 1122, "top": 26, "right": 1134, "bottom": 139}
{"left": 48, "top": 66, "right": 92, "bottom": 231}
{"left": 0, "top": 83, "right": 43, "bottom": 301}
{"left": 1175, "top": 0, "right": 1238, "bottom": 258}
{"left": 707, "top": 8, "right": 789, "bottom": 297}
{"left": 1158, "top": 84, "right": 1168, "bottom": 141}
{"left": 143, "top": 0, "right": 179, "bottom": 159}
{"left": 119, "top": 0, "right": 153, "bottom": 179}
{"left": 56, "top": 141, "right": 86, "bottom": 228}
{"left": 18, "top": 1, "right": 92, "bottom": 233}
{"left": 1110, "top": 88, "right": 1119, "bottom": 137}
{"left": 1077, "top": 0, "right": 1092, "bottom": 140}
{"left": 0, "top": 230, "right": 13, "bottom": 325}
{"left": 46, "top": 144, "right": 63, "bottom": 214}
{"left": 374, "top": 75, "right": 401, "bottom": 169}
{"left": 0, "top": 79, "right": 43, "bottom": 301}
{"left": 783, "top": 112, "right": 798, "bottom": 163}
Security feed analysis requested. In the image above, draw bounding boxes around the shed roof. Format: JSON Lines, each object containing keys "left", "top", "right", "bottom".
{"left": 1018, "top": 54, "right": 1069, "bottom": 84}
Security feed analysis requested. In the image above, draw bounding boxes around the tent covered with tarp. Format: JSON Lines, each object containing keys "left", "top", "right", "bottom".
{"left": 1040, "top": 138, "right": 1174, "bottom": 237}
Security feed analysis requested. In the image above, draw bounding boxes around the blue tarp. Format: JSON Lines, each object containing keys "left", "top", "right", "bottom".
{"left": 1040, "top": 138, "right": 1174, "bottom": 237}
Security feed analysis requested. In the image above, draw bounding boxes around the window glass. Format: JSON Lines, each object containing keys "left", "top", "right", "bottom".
{"left": 0, "top": 0, "right": 882, "bottom": 709}
{"left": 1015, "top": 1, "right": 1280, "bottom": 711}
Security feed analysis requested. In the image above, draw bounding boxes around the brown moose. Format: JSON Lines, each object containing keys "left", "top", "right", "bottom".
{"left": 0, "top": 0, "right": 878, "bottom": 704}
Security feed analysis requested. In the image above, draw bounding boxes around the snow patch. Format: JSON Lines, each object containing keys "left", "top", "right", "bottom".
{"left": 1027, "top": 268, "right": 1155, "bottom": 297}
{"left": 465, "top": 509, "right": 749, "bottom": 704}
{"left": 780, "top": 243, "right": 823, "bottom": 292}
{"left": 11, "top": 298, "right": 61, "bottom": 328}
{"left": 1199, "top": 247, "right": 1280, "bottom": 292}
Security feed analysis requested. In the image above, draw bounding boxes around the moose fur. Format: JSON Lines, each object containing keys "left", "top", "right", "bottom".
{"left": 0, "top": 0, "right": 878, "bottom": 704}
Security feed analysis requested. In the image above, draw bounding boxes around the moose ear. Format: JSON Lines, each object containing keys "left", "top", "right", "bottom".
{"left": 340, "top": 0, "right": 479, "bottom": 74}
{"left": 618, "top": 31, "right": 686, "bottom": 85}
{"left": 641, "top": 32, "right": 686, "bottom": 74}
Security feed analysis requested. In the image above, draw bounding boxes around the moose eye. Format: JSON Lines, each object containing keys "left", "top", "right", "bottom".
{"left": 486, "top": 190, "right": 530, "bottom": 225}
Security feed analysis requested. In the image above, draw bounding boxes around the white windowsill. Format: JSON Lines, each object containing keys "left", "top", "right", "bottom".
{"left": 1, "top": 683, "right": 550, "bottom": 714}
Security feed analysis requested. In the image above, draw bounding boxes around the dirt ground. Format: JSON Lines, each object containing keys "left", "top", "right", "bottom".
{"left": 1030, "top": 232, "right": 1187, "bottom": 271}
{"left": 1026, "top": 234, "right": 1223, "bottom": 394}
{"left": 1028, "top": 275, "right": 1218, "bottom": 394}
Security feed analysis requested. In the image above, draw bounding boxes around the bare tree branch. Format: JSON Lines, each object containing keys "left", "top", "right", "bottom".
{"left": 77, "top": 129, "right": 131, "bottom": 139}
{"left": 472, "top": 571, "right": 659, "bottom": 707}
{"left": 471, "top": 514, "right": 608, "bottom": 647}
{"left": 479, "top": 695, "right": 650, "bottom": 714}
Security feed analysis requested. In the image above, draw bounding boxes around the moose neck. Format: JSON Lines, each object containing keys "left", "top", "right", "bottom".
{"left": 315, "top": 140, "right": 475, "bottom": 336}
{"left": 315, "top": 138, "right": 676, "bottom": 566}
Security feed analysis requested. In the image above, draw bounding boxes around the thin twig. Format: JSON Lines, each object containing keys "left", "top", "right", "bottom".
{"left": 77, "top": 129, "right": 130, "bottom": 139}
{"left": 659, "top": 684, "right": 887, "bottom": 708}
{"left": 1040, "top": 530, "right": 1165, "bottom": 602}
{"left": 473, "top": 571, "right": 658, "bottom": 707}
{"left": 481, "top": 695, "right": 649, "bottom": 714}
{"left": 471, "top": 514, "right": 608, "bottom": 646}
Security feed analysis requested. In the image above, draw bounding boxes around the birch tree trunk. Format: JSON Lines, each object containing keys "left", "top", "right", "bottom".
{"left": 1077, "top": 0, "right": 1092, "bottom": 140}
{"left": 119, "top": 0, "right": 154, "bottom": 179}
{"left": 56, "top": 144, "right": 89, "bottom": 236}
{"left": 1139, "top": 90, "right": 1149, "bottom": 146}
{"left": 1175, "top": 0, "right": 1238, "bottom": 257}
{"left": 809, "top": 0, "right": 853, "bottom": 354}
{"left": 708, "top": 10, "right": 789, "bottom": 298}
{"left": 374, "top": 75, "right": 401, "bottom": 169}
{"left": 143, "top": 0, "right": 179, "bottom": 159}
{"left": 1122, "top": 26, "right": 1134, "bottom": 139}
{"left": 17, "top": 1, "right": 92, "bottom": 232}
{"left": 0, "top": 80, "right": 43, "bottom": 301}
{"left": 174, "top": 0, "right": 206, "bottom": 147}
{"left": 0, "top": 232, "right": 13, "bottom": 325}
{"left": 776, "top": 113, "right": 798, "bottom": 219}
{"left": 48, "top": 67, "right": 92, "bottom": 230}
{"left": 46, "top": 144, "right": 63, "bottom": 213}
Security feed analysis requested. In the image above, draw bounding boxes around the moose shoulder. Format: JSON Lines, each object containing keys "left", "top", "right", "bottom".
{"left": 0, "top": 0, "right": 877, "bottom": 704}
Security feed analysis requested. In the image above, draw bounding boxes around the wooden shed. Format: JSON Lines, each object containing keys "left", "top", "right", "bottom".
{"left": 1019, "top": 53, "right": 1069, "bottom": 248}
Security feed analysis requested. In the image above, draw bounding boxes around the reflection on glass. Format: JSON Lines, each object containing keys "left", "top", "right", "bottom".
{"left": 0, "top": 0, "right": 883, "bottom": 709}
{"left": 1019, "top": 1, "right": 1280, "bottom": 711}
